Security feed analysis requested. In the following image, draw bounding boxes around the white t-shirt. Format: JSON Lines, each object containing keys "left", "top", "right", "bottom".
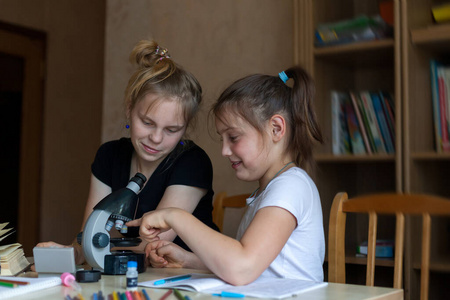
{"left": 236, "top": 167, "right": 325, "bottom": 282}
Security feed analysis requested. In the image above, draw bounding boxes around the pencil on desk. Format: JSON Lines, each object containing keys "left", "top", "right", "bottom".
{"left": 0, "top": 281, "right": 17, "bottom": 288}
{"left": 112, "top": 291, "right": 119, "bottom": 300}
{"left": 0, "top": 279, "right": 30, "bottom": 285}
{"left": 133, "top": 290, "right": 143, "bottom": 300}
{"left": 174, "top": 289, "right": 185, "bottom": 300}
{"left": 142, "top": 289, "right": 150, "bottom": 300}
{"left": 159, "top": 289, "right": 172, "bottom": 300}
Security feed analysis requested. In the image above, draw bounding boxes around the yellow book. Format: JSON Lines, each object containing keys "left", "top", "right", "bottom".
{"left": 432, "top": 3, "right": 450, "bottom": 23}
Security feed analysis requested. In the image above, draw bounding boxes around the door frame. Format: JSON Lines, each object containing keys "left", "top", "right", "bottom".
{"left": 0, "top": 21, "right": 46, "bottom": 255}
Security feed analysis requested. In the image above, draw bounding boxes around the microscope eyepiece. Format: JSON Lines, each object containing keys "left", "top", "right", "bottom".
{"left": 131, "top": 173, "right": 147, "bottom": 188}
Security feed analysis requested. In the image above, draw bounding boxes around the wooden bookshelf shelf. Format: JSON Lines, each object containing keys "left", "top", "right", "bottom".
{"left": 345, "top": 255, "right": 395, "bottom": 268}
{"left": 411, "top": 152, "right": 450, "bottom": 161}
{"left": 316, "top": 154, "right": 395, "bottom": 163}
{"left": 314, "top": 39, "right": 394, "bottom": 67}
{"left": 411, "top": 24, "right": 450, "bottom": 46}
{"left": 413, "top": 261, "right": 450, "bottom": 273}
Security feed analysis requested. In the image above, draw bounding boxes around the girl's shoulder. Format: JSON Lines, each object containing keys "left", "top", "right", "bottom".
{"left": 265, "top": 167, "right": 318, "bottom": 198}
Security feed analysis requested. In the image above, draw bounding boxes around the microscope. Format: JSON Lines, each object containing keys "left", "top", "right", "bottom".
{"left": 78, "top": 173, "right": 147, "bottom": 275}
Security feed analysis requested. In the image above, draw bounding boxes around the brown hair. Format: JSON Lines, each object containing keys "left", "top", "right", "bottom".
{"left": 211, "top": 66, "right": 323, "bottom": 174}
{"left": 124, "top": 40, "right": 202, "bottom": 138}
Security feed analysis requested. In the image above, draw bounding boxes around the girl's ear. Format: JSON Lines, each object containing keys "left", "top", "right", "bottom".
{"left": 270, "top": 114, "right": 286, "bottom": 142}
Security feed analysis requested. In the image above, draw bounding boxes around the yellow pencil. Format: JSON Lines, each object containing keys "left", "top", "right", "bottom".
{"left": 113, "top": 291, "right": 119, "bottom": 300}
{"left": 78, "top": 293, "right": 85, "bottom": 300}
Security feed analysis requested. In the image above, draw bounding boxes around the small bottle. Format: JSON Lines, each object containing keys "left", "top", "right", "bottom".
{"left": 61, "top": 272, "right": 82, "bottom": 291}
{"left": 126, "top": 261, "right": 138, "bottom": 291}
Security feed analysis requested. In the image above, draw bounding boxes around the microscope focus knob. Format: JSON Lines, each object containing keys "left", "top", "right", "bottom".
{"left": 92, "top": 233, "right": 110, "bottom": 248}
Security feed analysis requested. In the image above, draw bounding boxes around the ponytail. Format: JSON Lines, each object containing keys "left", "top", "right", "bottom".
{"left": 284, "top": 66, "right": 323, "bottom": 174}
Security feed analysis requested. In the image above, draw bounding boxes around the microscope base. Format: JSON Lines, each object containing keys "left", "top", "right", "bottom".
{"left": 103, "top": 251, "right": 146, "bottom": 275}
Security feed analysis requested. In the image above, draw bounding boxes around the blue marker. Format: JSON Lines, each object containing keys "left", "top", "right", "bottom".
{"left": 153, "top": 274, "right": 192, "bottom": 285}
{"left": 212, "top": 291, "right": 245, "bottom": 298}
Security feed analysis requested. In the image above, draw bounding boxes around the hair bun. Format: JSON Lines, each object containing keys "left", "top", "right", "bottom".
{"left": 131, "top": 40, "right": 171, "bottom": 69}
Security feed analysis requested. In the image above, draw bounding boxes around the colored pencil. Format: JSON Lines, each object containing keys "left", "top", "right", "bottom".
{"left": 173, "top": 289, "right": 185, "bottom": 300}
{"left": 133, "top": 291, "right": 143, "bottom": 300}
{"left": 0, "top": 281, "right": 17, "bottom": 288}
{"left": 0, "top": 279, "right": 29, "bottom": 285}
{"left": 142, "top": 289, "right": 150, "bottom": 300}
{"left": 159, "top": 290, "right": 172, "bottom": 300}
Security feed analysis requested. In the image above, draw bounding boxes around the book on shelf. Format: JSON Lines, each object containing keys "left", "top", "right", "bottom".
{"left": 379, "top": 91, "right": 396, "bottom": 145}
{"left": 357, "top": 239, "right": 394, "bottom": 258}
{"left": 432, "top": 3, "right": 450, "bottom": 23}
{"left": 437, "top": 66, "right": 450, "bottom": 151}
{"left": 314, "top": 15, "right": 391, "bottom": 47}
{"left": 331, "top": 91, "right": 351, "bottom": 155}
{"left": 371, "top": 92, "right": 395, "bottom": 153}
{"left": 430, "top": 60, "right": 450, "bottom": 152}
{"left": 359, "top": 91, "right": 387, "bottom": 153}
{"left": 330, "top": 91, "right": 396, "bottom": 155}
{"left": 349, "top": 91, "right": 372, "bottom": 154}
{"left": 430, "top": 60, "right": 443, "bottom": 152}
{"left": 139, "top": 273, "right": 327, "bottom": 299}
{"left": 0, "top": 223, "right": 31, "bottom": 276}
{"left": 344, "top": 93, "right": 366, "bottom": 154}
{"left": 354, "top": 92, "right": 377, "bottom": 153}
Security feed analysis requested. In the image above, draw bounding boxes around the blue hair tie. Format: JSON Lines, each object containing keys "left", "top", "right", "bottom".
{"left": 278, "top": 71, "right": 288, "bottom": 83}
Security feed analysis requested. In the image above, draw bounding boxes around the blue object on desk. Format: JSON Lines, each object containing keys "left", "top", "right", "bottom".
{"left": 212, "top": 291, "right": 245, "bottom": 298}
{"left": 153, "top": 274, "right": 192, "bottom": 285}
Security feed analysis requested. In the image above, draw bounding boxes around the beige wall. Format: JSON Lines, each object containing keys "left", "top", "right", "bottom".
{"left": 0, "top": 0, "right": 105, "bottom": 246}
{"left": 103, "top": 0, "right": 294, "bottom": 201}
{"left": 0, "top": 0, "right": 294, "bottom": 244}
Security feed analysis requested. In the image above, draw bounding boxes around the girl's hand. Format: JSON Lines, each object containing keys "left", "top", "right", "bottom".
{"left": 126, "top": 208, "right": 179, "bottom": 242}
{"left": 145, "top": 240, "right": 187, "bottom": 268}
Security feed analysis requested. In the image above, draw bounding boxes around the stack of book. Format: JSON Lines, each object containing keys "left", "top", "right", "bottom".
{"left": 0, "top": 223, "right": 30, "bottom": 276}
{"left": 315, "top": 15, "right": 391, "bottom": 47}
{"left": 331, "top": 90, "right": 395, "bottom": 155}
{"left": 430, "top": 60, "right": 450, "bottom": 153}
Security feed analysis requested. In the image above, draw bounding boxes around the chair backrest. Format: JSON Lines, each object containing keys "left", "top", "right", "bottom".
{"left": 328, "top": 192, "right": 450, "bottom": 300}
{"left": 213, "top": 192, "right": 249, "bottom": 232}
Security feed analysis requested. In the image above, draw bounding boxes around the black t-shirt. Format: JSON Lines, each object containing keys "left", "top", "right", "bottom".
{"left": 91, "top": 138, "right": 218, "bottom": 250}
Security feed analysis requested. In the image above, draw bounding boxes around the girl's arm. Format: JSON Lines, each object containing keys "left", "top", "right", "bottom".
{"left": 127, "top": 205, "right": 296, "bottom": 285}
{"left": 146, "top": 240, "right": 208, "bottom": 269}
{"left": 151, "top": 184, "right": 206, "bottom": 243}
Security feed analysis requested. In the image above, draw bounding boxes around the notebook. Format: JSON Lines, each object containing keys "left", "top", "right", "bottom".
{"left": 139, "top": 273, "right": 327, "bottom": 299}
{"left": 0, "top": 276, "right": 62, "bottom": 298}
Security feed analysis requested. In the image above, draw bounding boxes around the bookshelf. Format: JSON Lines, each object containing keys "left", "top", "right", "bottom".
{"left": 402, "top": 0, "right": 450, "bottom": 299}
{"left": 293, "top": 1, "right": 450, "bottom": 299}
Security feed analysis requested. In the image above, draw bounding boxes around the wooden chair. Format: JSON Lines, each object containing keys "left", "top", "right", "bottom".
{"left": 328, "top": 192, "right": 450, "bottom": 300}
{"left": 212, "top": 192, "right": 249, "bottom": 232}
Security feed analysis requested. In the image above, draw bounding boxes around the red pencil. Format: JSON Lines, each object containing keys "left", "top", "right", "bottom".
{"left": 159, "top": 290, "right": 172, "bottom": 300}
{"left": 0, "top": 279, "right": 29, "bottom": 286}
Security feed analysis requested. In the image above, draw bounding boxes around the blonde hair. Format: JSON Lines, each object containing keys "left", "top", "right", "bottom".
{"left": 124, "top": 40, "right": 202, "bottom": 133}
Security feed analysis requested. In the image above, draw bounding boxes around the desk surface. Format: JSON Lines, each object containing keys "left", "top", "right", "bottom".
{"left": 14, "top": 268, "right": 403, "bottom": 300}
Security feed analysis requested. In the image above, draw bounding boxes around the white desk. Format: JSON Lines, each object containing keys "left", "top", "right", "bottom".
{"left": 15, "top": 268, "right": 403, "bottom": 300}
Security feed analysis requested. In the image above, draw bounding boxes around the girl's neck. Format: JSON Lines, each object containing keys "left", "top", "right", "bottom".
{"left": 256, "top": 161, "right": 295, "bottom": 196}
{"left": 131, "top": 153, "right": 159, "bottom": 181}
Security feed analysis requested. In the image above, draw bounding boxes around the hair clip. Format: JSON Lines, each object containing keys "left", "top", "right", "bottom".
{"left": 279, "top": 71, "right": 289, "bottom": 83}
{"left": 155, "top": 46, "right": 170, "bottom": 64}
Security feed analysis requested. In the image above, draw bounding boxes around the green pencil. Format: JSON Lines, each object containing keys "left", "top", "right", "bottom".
{"left": 0, "top": 281, "right": 17, "bottom": 288}
{"left": 173, "top": 288, "right": 185, "bottom": 300}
